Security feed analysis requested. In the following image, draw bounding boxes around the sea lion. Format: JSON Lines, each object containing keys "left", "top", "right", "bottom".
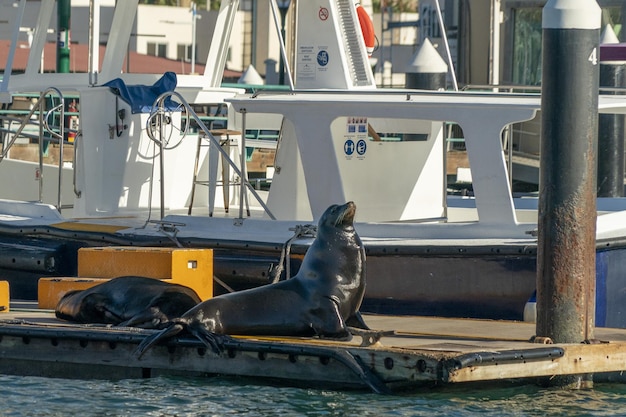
{"left": 55, "top": 276, "right": 202, "bottom": 329}
{"left": 135, "top": 201, "right": 368, "bottom": 356}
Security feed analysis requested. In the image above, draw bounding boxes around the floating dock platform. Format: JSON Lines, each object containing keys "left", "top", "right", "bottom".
{"left": 3, "top": 304, "right": 626, "bottom": 393}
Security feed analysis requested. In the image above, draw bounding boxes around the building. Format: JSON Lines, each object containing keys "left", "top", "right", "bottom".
{"left": 1, "top": 1, "right": 624, "bottom": 88}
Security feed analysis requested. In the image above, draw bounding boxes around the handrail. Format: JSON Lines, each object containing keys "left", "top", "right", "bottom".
{"left": 146, "top": 91, "right": 276, "bottom": 220}
{"left": 0, "top": 87, "right": 70, "bottom": 212}
{"left": 461, "top": 84, "right": 542, "bottom": 93}
{"left": 41, "top": 89, "right": 65, "bottom": 211}
{"left": 462, "top": 84, "right": 626, "bottom": 95}
{"left": 72, "top": 129, "right": 81, "bottom": 199}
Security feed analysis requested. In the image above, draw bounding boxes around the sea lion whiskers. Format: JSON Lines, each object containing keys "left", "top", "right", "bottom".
{"left": 333, "top": 201, "right": 355, "bottom": 227}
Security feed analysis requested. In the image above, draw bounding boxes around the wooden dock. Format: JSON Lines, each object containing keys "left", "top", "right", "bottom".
{"left": 2, "top": 304, "right": 626, "bottom": 393}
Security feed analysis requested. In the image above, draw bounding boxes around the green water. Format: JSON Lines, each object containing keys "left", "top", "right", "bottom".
{"left": 1, "top": 374, "right": 625, "bottom": 416}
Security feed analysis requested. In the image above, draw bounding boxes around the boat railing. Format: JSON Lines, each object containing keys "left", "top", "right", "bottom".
{"left": 146, "top": 91, "right": 276, "bottom": 220}
{"left": 461, "top": 84, "right": 542, "bottom": 94}
{"left": 463, "top": 84, "right": 626, "bottom": 96}
{"left": 0, "top": 88, "right": 77, "bottom": 212}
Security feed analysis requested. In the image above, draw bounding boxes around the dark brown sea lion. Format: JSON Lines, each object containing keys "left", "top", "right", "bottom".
{"left": 55, "top": 276, "right": 202, "bottom": 329}
{"left": 135, "top": 201, "right": 368, "bottom": 356}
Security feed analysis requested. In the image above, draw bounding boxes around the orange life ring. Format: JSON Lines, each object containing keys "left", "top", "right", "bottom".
{"left": 356, "top": 5, "right": 375, "bottom": 57}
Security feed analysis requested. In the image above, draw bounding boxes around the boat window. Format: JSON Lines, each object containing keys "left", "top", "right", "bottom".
{"left": 509, "top": 5, "right": 622, "bottom": 86}
{"left": 364, "top": 117, "right": 433, "bottom": 142}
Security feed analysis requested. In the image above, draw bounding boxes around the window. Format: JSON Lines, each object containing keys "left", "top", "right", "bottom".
{"left": 510, "top": 5, "right": 623, "bottom": 86}
{"left": 147, "top": 42, "right": 167, "bottom": 58}
{"left": 177, "top": 44, "right": 193, "bottom": 62}
{"left": 511, "top": 8, "right": 542, "bottom": 86}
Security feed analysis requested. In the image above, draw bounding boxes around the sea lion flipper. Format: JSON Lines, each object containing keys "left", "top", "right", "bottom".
{"left": 189, "top": 327, "right": 230, "bottom": 355}
{"left": 311, "top": 299, "right": 351, "bottom": 339}
{"left": 345, "top": 311, "right": 370, "bottom": 330}
{"left": 84, "top": 293, "right": 125, "bottom": 323}
{"left": 100, "top": 306, "right": 126, "bottom": 323}
{"left": 119, "top": 308, "right": 168, "bottom": 329}
{"left": 134, "top": 323, "right": 184, "bottom": 358}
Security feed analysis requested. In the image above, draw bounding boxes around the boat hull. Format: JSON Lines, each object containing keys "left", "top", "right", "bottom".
{"left": 2, "top": 233, "right": 626, "bottom": 328}
{"left": 363, "top": 253, "right": 536, "bottom": 320}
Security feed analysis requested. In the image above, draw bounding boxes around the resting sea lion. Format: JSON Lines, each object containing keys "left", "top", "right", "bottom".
{"left": 136, "top": 201, "right": 368, "bottom": 356}
{"left": 55, "top": 276, "right": 202, "bottom": 329}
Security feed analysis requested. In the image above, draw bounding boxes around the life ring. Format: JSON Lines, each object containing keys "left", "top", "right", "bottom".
{"left": 356, "top": 4, "right": 375, "bottom": 57}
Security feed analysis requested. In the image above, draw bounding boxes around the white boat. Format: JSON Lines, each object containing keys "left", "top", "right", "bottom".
{"left": 2, "top": 0, "right": 626, "bottom": 328}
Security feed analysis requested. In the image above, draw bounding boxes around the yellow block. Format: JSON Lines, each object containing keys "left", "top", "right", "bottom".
{"left": 0, "top": 281, "right": 9, "bottom": 313}
{"left": 38, "top": 278, "right": 109, "bottom": 310}
{"left": 170, "top": 249, "right": 213, "bottom": 301}
{"left": 77, "top": 246, "right": 213, "bottom": 300}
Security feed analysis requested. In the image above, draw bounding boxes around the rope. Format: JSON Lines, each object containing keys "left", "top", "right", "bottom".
{"left": 269, "top": 224, "right": 317, "bottom": 283}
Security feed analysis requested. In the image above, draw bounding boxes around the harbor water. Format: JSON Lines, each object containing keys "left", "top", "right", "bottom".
{"left": 3, "top": 374, "right": 626, "bottom": 416}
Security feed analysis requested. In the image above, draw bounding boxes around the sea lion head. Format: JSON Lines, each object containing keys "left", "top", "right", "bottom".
{"left": 55, "top": 290, "right": 108, "bottom": 323}
{"left": 319, "top": 201, "right": 356, "bottom": 231}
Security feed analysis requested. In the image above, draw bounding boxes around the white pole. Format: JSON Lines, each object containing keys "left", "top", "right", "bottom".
{"left": 489, "top": 0, "right": 501, "bottom": 86}
{"left": 89, "top": 0, "right": 101, "bottom": 85}
{"left": 434, "top": 0, "right": 458, "bottom": 91}
{"left": 191, "top": 2, "right": 196, "bottom": 74}
{"left": 1, "top": 0, "right": 27, "bottom": 98}
{"left": 269, "top": 0, "right": 294, "bottom": 90}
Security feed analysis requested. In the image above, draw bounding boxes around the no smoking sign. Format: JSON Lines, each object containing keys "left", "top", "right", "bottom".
{"left": 319, "top": 7, "right": 329, "bottom": 21}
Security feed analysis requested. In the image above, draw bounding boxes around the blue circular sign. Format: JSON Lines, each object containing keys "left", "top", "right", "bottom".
{"left": 317, "top": 50, "right": 329, "bottom": 67}
{"left": 357, "top": 139, "right": 367, "bottom": 155}
{"left": 344, "top": 139, "right": 355, "bottom": 155}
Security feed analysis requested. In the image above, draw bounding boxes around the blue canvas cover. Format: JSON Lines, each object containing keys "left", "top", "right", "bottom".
{"left": 103, "top": 71, "right": 180, "bottom": 114}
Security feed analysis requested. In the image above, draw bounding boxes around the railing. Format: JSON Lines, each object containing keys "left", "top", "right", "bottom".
{"left": 461, "top": 84, "right": 542, "bottom": 94}
{"left": 146, "top": 91, "right": 276, "bottom": 220}
{"left": 463, "top": 84, "right": 626, "bottom": 95}
{"left": 0, "top": 88, "right": 78, "bottom": 212}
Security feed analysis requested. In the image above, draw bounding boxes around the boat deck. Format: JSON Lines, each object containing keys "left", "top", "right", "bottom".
{"left": 2, "top": 304, "right": 626, "bottom": 393}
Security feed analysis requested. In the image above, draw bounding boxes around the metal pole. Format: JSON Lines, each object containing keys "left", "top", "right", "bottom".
{"left": 270, "top": 0, "right": 294, "bottom": 89}
{"left": 433, "top": 0, "right": 458, "bottom": 91}
{"left": 58, "top": 100, "right": 65, "bottom": 211}
{"left": 597, "top": 27, "right": 625, "bottom": 197}
{"left": 191, "top": 2, "right": 197, "bottom": 74}
{"left": 38, "top": 97, "right": 44, "bottom": 202}
{"left": 159, "top": 108, "right": 165, "bottom": 220}
{"left": 0, "top": 0, "right": 26, "bottom": 97}
{"left": 239, "top": 110, "right": 248, "bottom": 219}
{"left": 536, "top": 0, "right": 600, "bottom": 388}
{"left": 488, "top": 0, "right": 501, "bottom": 86}
{"left": 278, "top": 7, "right": 288, "bottom": 85}
{"left": 88, "top": 0, "right": 100, "bottom": 86}
{"left": 57, "top": 0, "right": 71, "bottom": 73}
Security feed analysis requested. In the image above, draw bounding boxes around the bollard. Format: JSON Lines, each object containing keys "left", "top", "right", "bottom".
{"left": 536, "top": 0, "right": 600, "bottom": 388}
{"left": 404, "top": 38, "right": 448, "bottom": 90}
